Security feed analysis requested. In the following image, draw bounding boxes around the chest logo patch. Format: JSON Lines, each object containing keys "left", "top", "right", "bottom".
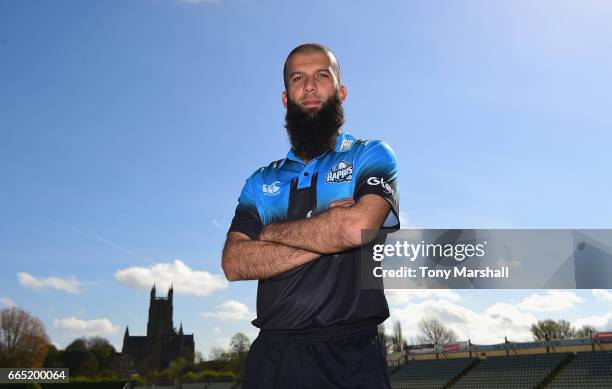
{"left": 262, "top": 181, "right": 281, "bottom": 196}
{"left": 326, "top": 161, "right": 353, "bottom": 183}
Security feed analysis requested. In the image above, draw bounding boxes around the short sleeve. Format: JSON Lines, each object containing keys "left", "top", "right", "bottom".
{"left": 354, "top": 140, "right": 400, "bottom": 229}
{"left": 228, "top": 177, "right": 264, "bottom": 240}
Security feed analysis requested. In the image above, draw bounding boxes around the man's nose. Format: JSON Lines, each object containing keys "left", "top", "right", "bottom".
{"left": 304, "top": 77, "right": 316, "bottom": 94}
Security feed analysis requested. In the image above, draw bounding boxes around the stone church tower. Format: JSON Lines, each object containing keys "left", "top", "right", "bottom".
{"left": 122, "top": 285, "right": 194, "bottom": 370}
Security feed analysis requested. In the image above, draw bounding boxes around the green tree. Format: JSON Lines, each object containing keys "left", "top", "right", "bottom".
{"left": 531, "top": 319, "right": 577, "bottom": 340}
{"left": 194, "top": 351, "right": 205, "bottom": 365}
{"left": 78, "top": 352, "right": 99, "bottom": 377}
{"left": 555, "top": 320, "right": 577, "bottom": 339}
{"left": 43, "top": 344, "right": 63, "bottom": 368}
{"left": 165, "top": 357, "right": 191, "bottom": 382}
{"left": 86, "top": 337, "right": 115, "bottom": 370}
{"left": 229, "top": 333, "right": 251, "bottom": 360}
{"left": 576, "top": 325, "right": 597, "bottom": 338}
{"left": 63, "top": 339, "right": 91, "bottom": 376}
{"left": 59, "top": 336, "right": 119, "bottom": 377}
{"left": 209, "top": 346, "right": 231, "bottom": 362}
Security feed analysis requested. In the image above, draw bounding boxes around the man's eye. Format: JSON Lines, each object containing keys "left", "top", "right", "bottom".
{"left": 318, "top": 73, "right": 329, "bottom": 78}
{"left": 292, "top": 76, "right": 303, "bottom": 82}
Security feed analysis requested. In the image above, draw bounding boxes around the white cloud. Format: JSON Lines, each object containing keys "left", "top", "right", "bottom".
{"left": 17, "top": 272, "right": 82, "bottom": 294}
{"left": 390, "top": 299, "right": 538, "bottom": 345}
{"left": 115, "top": 259, "right": 228, "bottom": 297}
{"left": 573, "top": 313, "right": 612, "bottom": 331}
{"left": 1, "top": 297, "right": 15, "bottom": 307}
{"left": 517, "top": 290, "right": 583, "bottom": 312}
{"left": 212, "top": 219, "right": 222, "bottom": 228}
{"left": 384, "top": 289, "right": 462, "bottom": 305}
{"left": 593, "top": 289, "right": 612, "bottom": 303}
{"left": 202, "top": 300, "right": 253, "bottom": 321}
{"left": 54, "top": 317, "right": 119, "bottom": 336}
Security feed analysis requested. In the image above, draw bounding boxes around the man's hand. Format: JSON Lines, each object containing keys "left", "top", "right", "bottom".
{"left": 329, "top": 198, "right": 355, "bottom": 209}
{"left": 221, "top": 231, "right": 321, "bottom": 281}
{"left": 259, "top": 194, "right": 391, "bottom": 254}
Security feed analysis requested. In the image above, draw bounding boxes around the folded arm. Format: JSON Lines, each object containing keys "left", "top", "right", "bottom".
{"left": 221, "top": 231, "right": 321, "bottom": 281}
{"left": 259, "top": 194, "right": 391, "bottom": 254}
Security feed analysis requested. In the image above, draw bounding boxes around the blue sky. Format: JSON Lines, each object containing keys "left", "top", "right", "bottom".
{"left": 1, "top": 0, "right": 611, "bottom": 357}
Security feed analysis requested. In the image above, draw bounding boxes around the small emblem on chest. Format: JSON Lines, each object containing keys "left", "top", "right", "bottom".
{"left": 326, "top": 161, "right": 353, "bottom": 183}
{"left": 262, "top": 181, "right": 281, "bottom": 196}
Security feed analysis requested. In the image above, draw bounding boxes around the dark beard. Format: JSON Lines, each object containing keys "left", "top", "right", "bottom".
{"left": 285, "top": 93, "right": 345, "bottom": 161}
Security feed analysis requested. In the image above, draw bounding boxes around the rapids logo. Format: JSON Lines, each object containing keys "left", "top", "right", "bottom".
{"left": 326, "top": 161, "right": 353, "bottom": 183}
{"left": 262, "top": 181, "right": 281, "bottom": 196}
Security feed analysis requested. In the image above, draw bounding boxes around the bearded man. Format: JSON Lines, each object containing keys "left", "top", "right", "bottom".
{"left": 222, "top": 43, "right": 400, "bottom": 389}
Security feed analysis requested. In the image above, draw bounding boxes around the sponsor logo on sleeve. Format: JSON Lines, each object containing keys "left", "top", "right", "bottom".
{"left": 325, "top": 161, "right": 353, "bottom": 183}
{"left": 339, "top": 139, "right": 354, "bottom": 152}
{"left": 262, "top": 181, "right": 281, "bottom": 196}
{"left": 367, "top": 177, "right": 397, "bottom": 201}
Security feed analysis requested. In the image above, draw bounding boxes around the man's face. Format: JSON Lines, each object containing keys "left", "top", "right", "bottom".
{"left": 282, "top": 51, "right": 347, "bottom": 112}
{"left": 282, "top": 50, "right": 348, "bottom": 161}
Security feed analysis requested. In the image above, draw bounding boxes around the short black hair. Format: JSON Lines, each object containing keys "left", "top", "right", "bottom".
{"left": 283, "top": 43, "right": 341, "bottom": 91}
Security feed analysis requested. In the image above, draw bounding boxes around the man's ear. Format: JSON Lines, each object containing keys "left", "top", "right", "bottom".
{"left": 339, "top": 85, "right": 347, "bottom": 102}
{"left": 282, "top": 91, "right": 288, "bottom": 108}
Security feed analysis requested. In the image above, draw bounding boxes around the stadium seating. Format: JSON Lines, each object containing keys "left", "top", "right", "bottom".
{"left": 450, "top": 353, "right": 571, "bottom": 388}
{"left": 389, "top": 357, "right": 476, "bottom": 389}
{"left": 546, "top": 351, "right": 612, "bottom": 388}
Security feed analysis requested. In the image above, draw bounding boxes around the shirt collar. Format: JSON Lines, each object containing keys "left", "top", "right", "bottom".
{"left": 282, "top": 131, "right": 356, "bottom": 167}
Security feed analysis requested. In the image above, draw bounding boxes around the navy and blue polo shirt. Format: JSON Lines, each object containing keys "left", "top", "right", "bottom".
{"left": 229, "top": 131, "right": 399, "bottom": 330}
